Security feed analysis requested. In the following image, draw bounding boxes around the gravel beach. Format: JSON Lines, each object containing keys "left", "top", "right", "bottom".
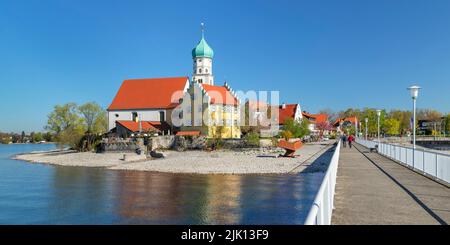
{"left": 14, "top": 142, "right": 334, "bottom": 174}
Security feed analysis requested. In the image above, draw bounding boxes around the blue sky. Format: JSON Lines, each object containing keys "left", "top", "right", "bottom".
{"left": 1, "top": 0, "right": 450, "bottom": 132}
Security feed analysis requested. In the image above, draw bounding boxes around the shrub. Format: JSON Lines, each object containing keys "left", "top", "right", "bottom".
{"left": 244, "top": 132, "right": 260, "bottom": 147}
{"left": 280, "top": 130, "right": 293, "bottom": 141}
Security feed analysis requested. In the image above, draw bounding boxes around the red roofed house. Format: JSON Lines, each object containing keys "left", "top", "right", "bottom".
{"left": 107, "top": 76, "right": 189, "bottom": 134}
{"left": 333, "top": 116, "right": 359, "bottom": 133}
{"left": 278, "top": 103, "right": 303, "bottom": 126}
{"left": 302, "top": 111, "right": 330, "bottom": 135}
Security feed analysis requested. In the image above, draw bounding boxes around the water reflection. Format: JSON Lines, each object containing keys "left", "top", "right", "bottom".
{"left": 113, "top": 172, "right": 323, "bottom": 224}
{"left": 0, "top": 144, "right": 326, "bottom": 224}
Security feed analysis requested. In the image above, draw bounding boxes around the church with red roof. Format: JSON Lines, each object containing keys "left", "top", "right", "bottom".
{"left": 107, "top": 25, "right": 241, "bottom": 138}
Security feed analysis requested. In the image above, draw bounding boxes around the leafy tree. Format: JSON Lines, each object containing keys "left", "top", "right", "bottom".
{"left": 282, "top": 118, "right": 310, "bottom": 139}
{"left": 46, "top": 103, "right": 84, "bottom": 134}
{"left": 383, "top": 118, "right": 400, "bottom": 135}
{"left": 46, "top": 103, "right": 85, "bottom": 150}
{"left": 56, "top": 126, "right": 85, "bottom": 149}
{"left": 78, "top": 102, "right": 107, "bottom": 134}
{"left": 388, "top": 110, "right": 412, "bottom": 135}
{"left": 77, "top": 102, "right": 108, "bottom": 151}
{"left": 360, "top": 108, "right": 386, "bottom": 136}
{"left": 33, "top": 132, "right": 44, "bottom": 142}
{"left": 445, "top": 114, "right": 450, "bottom": 134}
{"left": 43, "top": 132, "right": 53, "bottom": 142}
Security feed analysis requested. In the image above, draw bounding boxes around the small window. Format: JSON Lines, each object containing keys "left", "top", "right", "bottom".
{"left": 199, "top": 68, "right": 202, "bottom": 73}
{"left": 132, "top": 112, "right": 138, "bottom": 121}
{"left": 205, "top": 69, "right": 208, "bottom": 73}
{"left": 159, "top": 111, "right": 165, "bottom": 122}
{"left": 115, "top": 114, "right": 119, "bottom": 118}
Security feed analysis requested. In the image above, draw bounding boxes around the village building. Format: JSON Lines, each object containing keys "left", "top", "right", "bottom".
{"left": 302, "top": 111, "right": 329, "bottom": 135}
{"left": 176, "top": 81, "right": 241, "bottom": 138}
{"left": 333, "top": 116, "right": 359, "bottom": 133}
{"left": 107, "top": 76, "right": 189, "bottom": 136}
{"left": 278, "top": 103, "right": 303, "bottom": 126}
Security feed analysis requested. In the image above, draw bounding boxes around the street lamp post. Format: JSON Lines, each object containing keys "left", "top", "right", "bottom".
{"left": 365, "top": 117, "right": 368, "bottom": 140}
{"left": 408, "top": 85, "right": 421, "bottom": 168}
{"left": 376, "top": 110, "right": 382, "bottom": 145}
{"left": 359, "top": 122, "right": 362, "bottom": 138}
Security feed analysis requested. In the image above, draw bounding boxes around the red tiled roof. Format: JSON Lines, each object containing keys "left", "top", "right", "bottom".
{"left": 302, "top": 112, "right": 329, "bottom": 124}
{"left": 108, "top": 77, "right": 188, "bottom": 110}
{"left": 333, "top": 116, "right": 358, "bottom": 126}
{"left": 176, "top": 131, "right": 200, "bottom": 136}
{"left": 201, "top": 84, "right": 238, "bottom": 105}
{"left": 116, "top": 120, "right": 170, "bottom": 133}
{"left": 278, "top": 104, "right": 298, "bottom": 125}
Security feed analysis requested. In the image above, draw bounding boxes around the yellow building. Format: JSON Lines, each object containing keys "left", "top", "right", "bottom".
{"left": 177, "top": 81, "right": 241, "bottom": 139}
{"left": 174, "top": 24, "right": 241, "bottom": 139}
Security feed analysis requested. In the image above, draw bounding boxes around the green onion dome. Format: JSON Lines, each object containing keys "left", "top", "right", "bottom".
{"left": 192, "top": 37, "right": 214, "bottom": 58}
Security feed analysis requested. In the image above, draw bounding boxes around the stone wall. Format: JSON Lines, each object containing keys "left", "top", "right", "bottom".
{"left": 149, "top": 135, "right": 176, "bottom": 150}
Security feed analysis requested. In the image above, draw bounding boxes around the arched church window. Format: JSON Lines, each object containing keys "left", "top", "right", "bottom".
{"left": 199, "top": 68, "right": 202, "bottom": 73}
{"left": 205, "top": 69, "right": 208, "bottom": 73}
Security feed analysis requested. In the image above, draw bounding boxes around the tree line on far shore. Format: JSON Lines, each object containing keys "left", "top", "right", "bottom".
{"left": 319, "top": 108, "right": 450, "bottom": 136}
{"left": 1, "top": 102, "right": 108, "bottom": 150}
{"left": 2, "top": 104, "right": 448, "bottom": 148}
{"left": 0, "top": 131, "right": 53, "bottom": 144}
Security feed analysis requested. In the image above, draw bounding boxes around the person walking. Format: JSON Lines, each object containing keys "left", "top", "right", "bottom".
{"left": 342, "top": 134, "right": 348, "bottom": 148}
{"left": 348, "top": 134, "right": 354, "bottom": 148}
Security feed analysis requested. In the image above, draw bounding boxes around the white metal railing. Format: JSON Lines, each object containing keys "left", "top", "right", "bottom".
{"left": 304, "top": 140, "right": 341, "bottom": 225}
{"left": 356, "top": 138, "right": 450, "bottom": 184}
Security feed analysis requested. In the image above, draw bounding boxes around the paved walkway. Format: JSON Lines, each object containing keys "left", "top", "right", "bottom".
{"left": 332, "top": 143, "right": 450, "bottom": 225}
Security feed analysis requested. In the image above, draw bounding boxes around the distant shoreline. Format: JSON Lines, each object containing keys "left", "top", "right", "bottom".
{"left": 12, "top": 142, "right": 334, "bottom": 175}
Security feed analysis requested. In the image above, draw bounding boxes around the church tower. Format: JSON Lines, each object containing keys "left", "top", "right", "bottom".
{"left": 192, "top": 23, "right": 214, "bottom": 85}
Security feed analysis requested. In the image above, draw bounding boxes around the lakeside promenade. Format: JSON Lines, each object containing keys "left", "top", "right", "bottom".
{"left": 332, "top": 143, "right": 450, "bottom": 225}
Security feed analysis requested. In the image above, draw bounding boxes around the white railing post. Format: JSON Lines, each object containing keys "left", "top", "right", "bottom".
{"left": 355, "top": 138, "right": 449, "bottom": 184}
{"left": 305, "top": 140, "right": 341, "bottom": 225}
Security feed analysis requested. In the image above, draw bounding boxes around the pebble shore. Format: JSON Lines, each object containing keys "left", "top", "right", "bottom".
{"left": 14, "top": 142, "right": 334, "bottom": 174}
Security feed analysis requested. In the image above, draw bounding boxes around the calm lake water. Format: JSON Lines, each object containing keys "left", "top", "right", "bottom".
{"left": 0, "top": 144, "right": 325, "bottom": 224}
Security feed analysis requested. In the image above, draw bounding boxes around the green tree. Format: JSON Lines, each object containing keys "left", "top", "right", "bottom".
{"left": 360, "top": 108, "right": 386, "bottom": 136}
{"left": 388, "top": 110, "right": 412, "bottom": 135}
{"left": 78, "top": 102, "right": 107, "bottom": 134}
{"left": 383, "top": 118, "right": 400, "bottom": 135}
{"left": 46, "top": 103, "right": 85, "bottom": 149}
{"left": 282, "top": 118, "right": 310, "bottom": 139}
{"left": 33, "top": 132, "right": 43, "bottom": 142}
{"left": 43, "top": 132, "right": 53, "bottom": 142}
{"left": 46, "top": 103, "right": 83, "bottom": 134}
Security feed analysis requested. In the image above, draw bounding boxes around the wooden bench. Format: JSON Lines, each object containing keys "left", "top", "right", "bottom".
{"left": 278, "top": 139, "right": 303, "bottom": 157}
